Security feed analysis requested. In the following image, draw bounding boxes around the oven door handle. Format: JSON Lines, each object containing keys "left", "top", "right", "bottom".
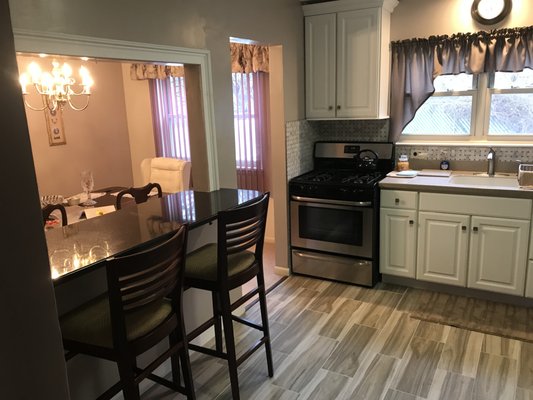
{"left": 291, "top": 195, "right": 372, "bottom": 207}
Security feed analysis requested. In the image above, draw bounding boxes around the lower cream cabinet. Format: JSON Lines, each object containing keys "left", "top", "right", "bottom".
{"left": 467, "top": 216, "right": 530, "bottom": 296}
{"left": 380, "top": 189, "right": 418, "bottom": 278}
{"left": 417, "top": 212, "right": 470, "bottom": 286}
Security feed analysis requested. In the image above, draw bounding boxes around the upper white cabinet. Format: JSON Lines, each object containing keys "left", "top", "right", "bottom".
{"left": 303, "top": 0, "right": 398, "bottom": 119}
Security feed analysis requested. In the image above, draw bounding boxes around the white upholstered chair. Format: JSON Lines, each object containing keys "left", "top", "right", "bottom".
{"left": 140, "top": 157, "right": 192, "bottom": 193}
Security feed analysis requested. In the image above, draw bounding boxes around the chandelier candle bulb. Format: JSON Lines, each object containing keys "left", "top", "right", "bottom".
{"left": 19, "top": 59, "right": 93, "bottom": 112}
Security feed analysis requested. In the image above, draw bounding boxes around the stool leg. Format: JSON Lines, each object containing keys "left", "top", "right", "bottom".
{"left": 212, "top": 292, "right": 223, "bottom": 352}
{"left": 116, "top": 355, "right": 140, "bottom": 400}
{"left": 257, "top": 267, "right": 274, "bottom": 377}
{"left": 169, "top": 331, "right": 181, "bottom": 387}
{"left": 220, "top": 290, "right": 240, "bottom": 400}
{"left": 180, "top": 344, "right": 196, "bottom": 400}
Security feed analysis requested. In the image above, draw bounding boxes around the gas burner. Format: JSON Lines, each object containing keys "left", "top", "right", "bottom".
{"left": 310, "top": 172, "right": 332, "bottom": 182}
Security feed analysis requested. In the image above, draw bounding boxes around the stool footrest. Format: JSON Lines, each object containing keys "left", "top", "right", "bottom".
{"left": 232, "top": 315, "right": 264, "bottom": 332}
{"left": 236, "top": 337, "right": 267, "bottom": 366}
{"left": 189, "top": 343, "right": 228, "bottom": 360}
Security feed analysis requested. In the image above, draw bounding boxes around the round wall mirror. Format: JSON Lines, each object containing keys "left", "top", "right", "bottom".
{"left": 471, "top": 0, "right": 512, "bottom": 25}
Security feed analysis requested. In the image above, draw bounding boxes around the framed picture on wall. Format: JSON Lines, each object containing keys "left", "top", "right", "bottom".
{"left": 45, "top": 108, "right": 66, "bottom": 146}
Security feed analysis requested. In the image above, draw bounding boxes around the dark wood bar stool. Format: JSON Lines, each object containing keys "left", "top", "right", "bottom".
{"left": 115, "top": 182, "right": 162, "bottom": 210}
{"left": 42, "top": 203, "right": 68, "bottom": 226}
{"left": 184, "top": 193, "right": 273, "bottom": 400}
{"left": 59, "top": 225, "right": 195, "bottom": 400}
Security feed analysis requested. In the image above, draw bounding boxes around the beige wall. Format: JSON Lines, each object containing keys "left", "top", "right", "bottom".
{"left": 18, "top": 55, "right": 134, "bottom": 197}
{"left": 391, "top": 0, "right": 533, "bottom": 41}
{"left": 121, "top": 63, "right": 157, "bottom": 187}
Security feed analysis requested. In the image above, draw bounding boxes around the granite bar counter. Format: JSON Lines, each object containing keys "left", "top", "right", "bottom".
{"left": 47, "top": 188, "right": 261, "bottom": 285}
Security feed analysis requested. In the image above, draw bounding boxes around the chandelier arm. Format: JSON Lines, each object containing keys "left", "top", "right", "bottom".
{"left": 67, "top": 96, "right": 91, "bottom": 112}
{"left": 22, "top": 96, "right": 48, "bottom": 112}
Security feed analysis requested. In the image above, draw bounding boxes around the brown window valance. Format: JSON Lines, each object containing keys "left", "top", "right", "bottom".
{"left": 230, "top": 43, "right": 269, "bottom": 73}
{"left": 130, "top": 64, "right": 184, "bottom": 80}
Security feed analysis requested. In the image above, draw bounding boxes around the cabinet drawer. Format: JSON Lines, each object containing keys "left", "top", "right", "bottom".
{"left": 420, "top": 193, "right": 532, "bottom": 220}
{"left": 381, "top": 190, "right": 418, "bottom": 209}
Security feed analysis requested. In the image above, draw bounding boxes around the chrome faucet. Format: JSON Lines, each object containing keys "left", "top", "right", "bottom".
{"left": 487, "top": 148, "right": 496, "bottom": 176}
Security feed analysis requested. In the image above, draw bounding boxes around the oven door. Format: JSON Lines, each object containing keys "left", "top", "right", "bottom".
{"left": 290, "top": 196, "right": 373, "bottom": 258}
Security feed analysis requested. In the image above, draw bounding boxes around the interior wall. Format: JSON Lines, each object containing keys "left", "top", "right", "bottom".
{"left": 8, "top": 0, "right": 305, "bottom": 190}
{"left": 391, "top": 0, "right": 533, "bottom": 41}
{"left": 121, "top": 63, "right": 157, "bottom": 187}
{"left": 18, "top": 55, "right": 134, "bottom": 196}
{"left": 1, "top": 0, "right": 70, "bottom": 397}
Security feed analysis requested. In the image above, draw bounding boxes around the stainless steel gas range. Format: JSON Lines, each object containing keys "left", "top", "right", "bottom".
{"left": 289, "top": 141, "right": 394, "bottom": 287}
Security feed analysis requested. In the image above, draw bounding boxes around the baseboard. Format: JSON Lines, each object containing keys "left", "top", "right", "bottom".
{"left": 274, "top": 265, "right": 290, "bottom": 276}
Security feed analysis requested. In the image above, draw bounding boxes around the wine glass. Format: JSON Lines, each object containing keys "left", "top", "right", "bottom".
{"left": 80, "top": 170, "right": 96, "bottom": 206}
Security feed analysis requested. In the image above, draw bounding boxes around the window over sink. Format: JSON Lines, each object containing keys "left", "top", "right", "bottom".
{"left": 402, "top": 68, "right": 533, "bottom": 141}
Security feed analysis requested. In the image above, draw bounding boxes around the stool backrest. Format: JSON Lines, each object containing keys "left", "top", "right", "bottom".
{"left": 42, "top": 203, "right": 68, "bottom": 226}
{"left": 115, "top": 182, "right": 162, "bottom": 210}
{"left": 217, "top": 193, "right": 269, "bottom": 282}
{"left": 105, "top": 224, "right": 187, "bottom": 347}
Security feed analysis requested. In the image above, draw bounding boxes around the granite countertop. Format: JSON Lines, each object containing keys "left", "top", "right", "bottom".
{"left": 47, "top": 188, "right": 262, "bottom": 284}
{"left": 379, "top": 170, "right": 533, "bottom": 199}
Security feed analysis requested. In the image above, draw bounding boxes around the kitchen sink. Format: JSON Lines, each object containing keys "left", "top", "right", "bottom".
{"left": 448, "top": 174, "right": 519, "bottom": 188}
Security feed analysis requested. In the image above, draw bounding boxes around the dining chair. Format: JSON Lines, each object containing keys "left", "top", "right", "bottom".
{"left": 184, "top": 193, "right": 272, "bottom": 400}
{"left": 59, "top": 225, "right": 195, "bottom": 400}
{"left": 140, "top": 157, "right": 191, "bottom": 193}
{"left": 115, "top": 182, "right": 162, "bottom": 210}
{"left": 42, "top": 203, "right": 68, "bottom": 226}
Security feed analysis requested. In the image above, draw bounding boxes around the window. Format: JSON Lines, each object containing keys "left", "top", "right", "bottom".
{"left": 231, "top": 71, "right": 268, "bottom": 191}
{"left": 402, "top": 68, "right": 533, "bottom": 140}
{"left": 151, "top": 76, "right": 191, "bottom": 160}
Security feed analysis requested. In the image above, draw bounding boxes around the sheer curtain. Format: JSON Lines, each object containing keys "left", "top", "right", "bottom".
{"left": 231, "top": 43, "right": 269, "bottom": 192}
{"left": 389, "top": 26, "right": 533, "bottom": 142}
{"left": 130, "top": 63, "right": 191, "bottom": 160}
{"left": 150, "top": 77, "right": 191, "bottom": 160}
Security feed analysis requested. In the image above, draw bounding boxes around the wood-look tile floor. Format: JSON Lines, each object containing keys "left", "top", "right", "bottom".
{"left": 144, "top": 276, "right": 533, "bottom": 400}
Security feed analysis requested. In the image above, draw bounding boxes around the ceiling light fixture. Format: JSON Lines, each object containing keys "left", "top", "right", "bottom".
{"left": 19, "top": 60, "right": 93, "bottom": 112}
{"left": 471, "top": 0, "right": 512, "bottom": 25}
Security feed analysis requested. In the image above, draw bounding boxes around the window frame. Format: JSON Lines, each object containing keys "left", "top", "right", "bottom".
{"left": 399, "top": 71, "right": 533, "bottom": 143}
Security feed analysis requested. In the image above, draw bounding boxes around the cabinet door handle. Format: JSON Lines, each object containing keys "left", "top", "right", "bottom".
{"left": 395, "top": 198, "right": 400, "bottom": 204}
{"left": 328, "top": 106, "right": 333, "bottom": 110}
{"left": 409, "top": 220, "right": 414, "bottom": 225}
{"left": 473, "top": 227, "right": 479, "bottom": 232}
{"left": 462, "top": 226, "right": 467, "bottom": 231}
{"left": 337, "top": 105, "right": 341, "bottom": 110}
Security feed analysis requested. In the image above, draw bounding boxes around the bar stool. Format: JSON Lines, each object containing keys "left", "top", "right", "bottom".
{"left": 115, "top": 182, "right": 162, "bottom": 210}
{"left": 184, "top": 193, "right": 273, "bottom": 400}
{"left": 59, "top": 225, "right": 195, "bottom": 400}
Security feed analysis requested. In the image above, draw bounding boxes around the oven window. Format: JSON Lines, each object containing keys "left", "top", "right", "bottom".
{"left": 298, "top": 205, "right": 363, "bottom": 246}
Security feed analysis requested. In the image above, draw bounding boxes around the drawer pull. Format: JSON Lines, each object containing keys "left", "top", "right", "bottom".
{"left": 409, "top": 220, "right": 414, "bottom": 225}
{"left": 395, "top": 198, "right": 400, "bottom": 204}
{"left": 337, "top": 105, "right": 341, "bottom": 110}
{"left": 462, "top": 226, "right": 467, "bottom": 231}
{"left": 473, "top": 227, "right": 479, "bottom": 232}
{"left": 328, "top": 106, "right": 333, "bottom": 110}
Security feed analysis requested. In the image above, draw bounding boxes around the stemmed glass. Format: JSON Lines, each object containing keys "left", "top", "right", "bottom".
{"left": 80, "top": 170, "right": 96, "bottom": 206}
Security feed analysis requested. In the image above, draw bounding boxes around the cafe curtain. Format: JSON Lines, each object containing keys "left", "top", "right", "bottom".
{"left": 230, "top": 43, "right": 270, "bottom": 192}
{"left": 389, "top": 26, "right": 533, "bottom": 142}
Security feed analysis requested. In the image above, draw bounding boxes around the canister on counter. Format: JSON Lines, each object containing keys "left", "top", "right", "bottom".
{"left": 397, "top": 154, "right": 409, "bottom": 171}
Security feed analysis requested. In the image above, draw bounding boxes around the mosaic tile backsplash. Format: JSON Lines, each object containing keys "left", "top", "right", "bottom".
{"left": 396, "top": 145, "right": 533, "bottom": 163}
{"left": 285, "top": 118, "right": 533, "bottom": 179}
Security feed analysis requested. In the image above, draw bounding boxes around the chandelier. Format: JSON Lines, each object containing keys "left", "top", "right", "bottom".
{"left": 19, "top": 60, "right": 93, "bottom": 112}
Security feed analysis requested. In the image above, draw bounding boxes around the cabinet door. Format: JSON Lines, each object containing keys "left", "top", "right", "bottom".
{"left": 468, "top": 216, "right": 530, "bottom": 296}
{"left": 417, "top": 212, "right": 470, "bottom": 286}
{"left": 336, "top": 8, "right": 379, "bottom": 118}
{"left": 305, "top": 13, "right": 336, "bottom": 118}
{"left": 380, "top": 208, "right": 417, "bottom": 278}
